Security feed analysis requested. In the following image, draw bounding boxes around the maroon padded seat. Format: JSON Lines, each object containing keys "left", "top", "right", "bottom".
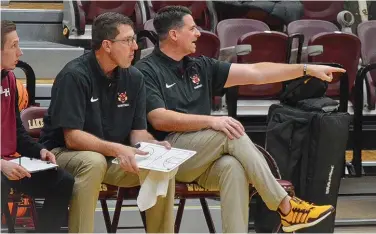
{"left": 308, "top": 32, "right": 361, "bottom": 97}
{"left": 287, "top": 20, "right": 339, "bottom": 48}
{"left": 236, "top": 31, "right": 288, "bottom": 98}
{"left": 216, "top": 19, "right": 270, "bottom": 48}
{"left": 20, "top": 107, "right": 46, "bottom": 139}
{"left": 217, "top": 19, "right": 289, "bottom": 117}
{"left": 287, "top": 20, "right": 339, "bottom": 63}
{"left": 357, "top": 20, "right": 376, "bottom": 110}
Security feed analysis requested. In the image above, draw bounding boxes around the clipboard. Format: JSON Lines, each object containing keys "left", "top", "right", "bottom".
{"left": 112, "top": 142, "right": 197, "bottom": 172}
{"left": 8, "top": 156, "right": 58, "bottom": 173}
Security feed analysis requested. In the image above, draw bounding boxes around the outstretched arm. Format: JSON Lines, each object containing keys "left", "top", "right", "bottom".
{"left": 224, "top": 63, "right": 346, "bottom": 88}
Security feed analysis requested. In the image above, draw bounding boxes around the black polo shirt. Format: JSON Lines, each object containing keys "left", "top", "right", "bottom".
{"left": 39, "top": 51, "right": 146, "bottom": 150}
{"left": 134, "top": 47, "right": 231, "bottom": 140}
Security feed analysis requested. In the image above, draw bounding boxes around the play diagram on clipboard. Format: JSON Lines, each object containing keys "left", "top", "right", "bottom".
{"left": 112, "top": 142, "right": 196, "bottom": 172}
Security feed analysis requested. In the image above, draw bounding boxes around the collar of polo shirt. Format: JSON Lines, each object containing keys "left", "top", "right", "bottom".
{"left": 88, "top": 50, "right": 121, "bottom": 84}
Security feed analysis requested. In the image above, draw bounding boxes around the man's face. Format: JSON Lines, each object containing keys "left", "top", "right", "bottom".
{"left": 174, "top": 14, "right": 201, "bottom": 55}
{"left": 1, "top": 30, "right": 23, "bottom": 70}
{"left": 108, "top": 24, "right": 138, "bottom": 68}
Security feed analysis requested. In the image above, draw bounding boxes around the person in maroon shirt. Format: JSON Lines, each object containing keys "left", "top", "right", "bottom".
{"left": 0, "top": 20, "right": 74, "bottom": 233}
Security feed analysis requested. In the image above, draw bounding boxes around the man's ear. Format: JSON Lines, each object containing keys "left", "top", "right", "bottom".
{"left": 168, "top": 30, "right": 178, "bottom": 42}
{"left": 102, "top": 40, "right": 112, "bottom": 53}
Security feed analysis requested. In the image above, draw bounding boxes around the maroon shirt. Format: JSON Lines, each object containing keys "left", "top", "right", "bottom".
{"left": 1, "top": 70, "right": 17, "bottom": 156}
{"left": 1, "top": 70, "right": 43, "bottom": 158}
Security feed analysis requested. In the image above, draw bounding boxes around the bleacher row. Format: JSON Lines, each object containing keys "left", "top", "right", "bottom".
{"left": 61, "top": 1, "right": 361, "bottom": 38}
{"left": 2, "top": 0, "right": 376, "bottom": 232}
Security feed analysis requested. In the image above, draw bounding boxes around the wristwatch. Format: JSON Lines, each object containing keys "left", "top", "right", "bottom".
{"left": 303, "top": 64, "right": 307, "bottom": 76}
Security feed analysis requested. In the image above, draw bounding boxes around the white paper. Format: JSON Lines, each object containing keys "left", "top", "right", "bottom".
{"left": 112, "top": 142, "right": 196, "bottom": 172}
{"left": 8, "top": 157, "right": 58, "bottom": 173}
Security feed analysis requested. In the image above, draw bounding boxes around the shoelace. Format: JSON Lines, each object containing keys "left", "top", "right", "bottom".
{"left": 293, "top": 197, "right": 315, "bottom": 209}
{"left": 280, "top": 198, "right": 315, "bottom": 221}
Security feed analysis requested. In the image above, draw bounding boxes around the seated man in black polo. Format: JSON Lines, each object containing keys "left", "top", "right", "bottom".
{"left": 135, "top": 6, "right": 346, "bottom": 233}
{"left": 38, "top": 13, "right": 174, "bottom": 233}
{"left": 1, "top": 20, "right": 74, "bottom": 233}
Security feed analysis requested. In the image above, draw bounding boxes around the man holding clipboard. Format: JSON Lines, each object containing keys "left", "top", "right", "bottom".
{"left": 1, "top": 20, "right": 74, "bottom": 233}
{"left": 39, "top": 13, "right": 173, "bottom": 233}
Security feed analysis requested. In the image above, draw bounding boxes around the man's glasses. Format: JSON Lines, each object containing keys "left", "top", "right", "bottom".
{"left": 110, "top": 35, "right": 137, "bottom": 46}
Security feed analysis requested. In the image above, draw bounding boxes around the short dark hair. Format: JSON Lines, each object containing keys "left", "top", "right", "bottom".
{"left": 1, "top": 20, "right": 16, "bottom": 49}
{"left": 153, "top": 6, "right": 192, "bottom": 41}
{"left": 91, "top": 12, "right": 134, "bottom": 50}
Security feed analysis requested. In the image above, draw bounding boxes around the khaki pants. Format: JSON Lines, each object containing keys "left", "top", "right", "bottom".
{"left": 52, "top": 148, "right": 175, "bottom": 233}
{"left": 166, "top": 129, "right": 288, "bottom": 233}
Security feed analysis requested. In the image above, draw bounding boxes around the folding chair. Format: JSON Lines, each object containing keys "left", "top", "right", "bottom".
{"left": 1, "top": 170, "right": 39, "bottom": 233}
{"left": 352, "top": 20, "right": 376, "bottom": 176}
{"left": 111, "top": 144, "right": 295, "bottom": 233}
{"left": 287, "top": 19, "right": 361, "bottom": 104}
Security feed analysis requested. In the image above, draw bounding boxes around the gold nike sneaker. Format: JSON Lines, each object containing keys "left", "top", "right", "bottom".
{"left": 279, "top": 197, "right": 335, "bottom": 232}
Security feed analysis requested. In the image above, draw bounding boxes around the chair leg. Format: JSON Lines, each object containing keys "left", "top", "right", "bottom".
{"left": 10, "top": 201, "right": 18, "bottom": 231}
{"left": 2, "top": 204, "right": 15, "bottom": 233}
{"left": 110, "top": 188, "right": 125, "bottom": 233}
{"left": 29, "top": 198, "right": 38, "bottom": 231}
{"left": 200, "top": 198, "right": 216, "bottom": 233}
{"left": 100, "top": 199, "right": 112, "bottom": 233}
{"left": 10, "top": 202, "right": 18, "bottom": 218}
{"left": 174, "top": 199, "right": 186, "bottom": 233}
{"left": 139, "top": 211, "right": 147, "bottom": 232}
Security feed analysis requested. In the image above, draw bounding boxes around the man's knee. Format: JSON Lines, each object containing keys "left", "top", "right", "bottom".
{"left": 200, "top": 129, "right": 253, "bottom": 151}
{"left": 61, "top": 151, "right": 108, "bottom": 184}
{"left": 80, "top": 151, "right": 107, "bottom": 171}
{"left": 216, "top": 156, "right": 247, "bottom": 180}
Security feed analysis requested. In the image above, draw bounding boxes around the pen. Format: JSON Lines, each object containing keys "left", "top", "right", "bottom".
{"left": 19, "top": 157, "right": 21, "bottom": 166}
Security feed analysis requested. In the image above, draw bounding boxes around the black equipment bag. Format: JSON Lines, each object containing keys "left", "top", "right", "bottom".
{"left": 279, "top": 75, "right": 328, "bottom": 106}
{"left": 255, "top": 97, "right": 350, "bottom": 233}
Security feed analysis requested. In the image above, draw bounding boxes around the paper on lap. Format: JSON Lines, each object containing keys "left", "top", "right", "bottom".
{"left": 112, "top": 142, "right": 196, "bottom": 172}
{"left": 8, "top": 156, "right": 58, "bottom": 173}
